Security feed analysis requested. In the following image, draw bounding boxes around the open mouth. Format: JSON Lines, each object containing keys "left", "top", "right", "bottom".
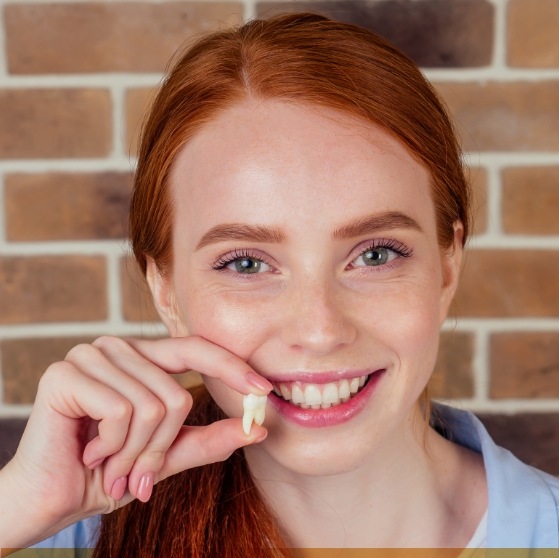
{"left": 271, "top": 373, "right": 371, "bottom": 410}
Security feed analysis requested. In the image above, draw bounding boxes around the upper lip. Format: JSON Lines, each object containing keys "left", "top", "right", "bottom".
{"left": 262, "top": 368, "right": 383, "bottom": 384}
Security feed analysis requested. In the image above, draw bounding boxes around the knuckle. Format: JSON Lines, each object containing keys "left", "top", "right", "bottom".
{"left": 65, "top": 343, "right": 99, "bottom": 363}
{"left": 39, "top": 361, "right": 76, "bottom": 391}
{"left": 166, "top": 387, "right": 193, "bottom": 415}
{"left": 139, "top": 395, "right": 166, "bottom": 424}
{"left": 110, "top": 398, "right": 133, "bottom": 422}
{"left": 92, "top": 335, "right": 130, "bottom": 355}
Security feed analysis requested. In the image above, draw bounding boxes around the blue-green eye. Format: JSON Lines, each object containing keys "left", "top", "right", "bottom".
{"left": 360, "top": 247, "right": 391, "bottom": 266}
{"left": 233, "top": 257, "right": 263, "bottom": 274}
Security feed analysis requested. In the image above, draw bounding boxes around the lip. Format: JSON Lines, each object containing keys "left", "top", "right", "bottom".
{"left": 265, "top": 369, "right": 374, "bottom": 384}
{"left": 267, "top": 369, "right": 386, "bottom": 428}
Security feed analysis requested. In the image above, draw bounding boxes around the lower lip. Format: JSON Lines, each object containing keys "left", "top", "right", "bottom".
{"left": 267, "top": 370, "right": 385, "bottom": 428}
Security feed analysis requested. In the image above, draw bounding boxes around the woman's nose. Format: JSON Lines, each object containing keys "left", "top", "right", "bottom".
{"left": 280, "top": 278, "right": 357, "bottom": 356}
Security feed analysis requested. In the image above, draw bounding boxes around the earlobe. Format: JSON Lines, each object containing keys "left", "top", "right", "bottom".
{"left": 145, "top": 258, "right": 186, "bottom": 336}
{"left": 439, "top": 221, "right": 464, "bottom": 324}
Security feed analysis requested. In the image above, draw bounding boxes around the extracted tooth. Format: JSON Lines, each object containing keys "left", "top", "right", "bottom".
{"left": 242, "top": 393, "right": 267, "bottom": 435}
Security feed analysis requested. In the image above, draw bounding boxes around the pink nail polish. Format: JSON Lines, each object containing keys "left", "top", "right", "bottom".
{"left": 137, "top": 472, "right": 154, "bottom": 502}
{"left": 110, "top": 476, "right": 128, "bottom": 501}
{"left": 247, "top": 371, "right": 273, "bottom": 393}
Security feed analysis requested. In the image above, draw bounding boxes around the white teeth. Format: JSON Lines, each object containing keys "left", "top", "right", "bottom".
{"left": 242, "top": 393, "right": 267, "bottom": 435}
{"left": 274, "top": 374, "right": 370, "bottom": 410}
{"left": 304, "top": 384, "right": 322, "bottom": 406}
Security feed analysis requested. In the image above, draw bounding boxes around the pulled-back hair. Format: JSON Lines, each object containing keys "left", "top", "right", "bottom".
{"left": 96, "top": 12, "right": 471, "bottom": 557}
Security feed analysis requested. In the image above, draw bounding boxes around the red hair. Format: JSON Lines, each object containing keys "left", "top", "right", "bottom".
{"left": 96, "top": 12, "right": 471, "bottom": 556}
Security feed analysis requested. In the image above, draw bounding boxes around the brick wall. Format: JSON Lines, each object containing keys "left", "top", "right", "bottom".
{"left": 0, "top": 0, "right": 558, "bottom": 472}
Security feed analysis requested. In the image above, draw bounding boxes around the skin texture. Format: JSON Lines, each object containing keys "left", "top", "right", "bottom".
{"left": 149, "top": 100, "right": 487, "bottom": 547}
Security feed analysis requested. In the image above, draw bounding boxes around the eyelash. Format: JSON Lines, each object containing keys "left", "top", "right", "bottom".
{"left": 212, "top": 248, "right": 273, "bottom": 271}
{"left": 211, "top": 239, "right": 413, "bottom": 273}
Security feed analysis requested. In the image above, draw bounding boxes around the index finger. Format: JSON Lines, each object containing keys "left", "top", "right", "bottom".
{"left": 124, "top": 336, "right": 272, "bottom": 395}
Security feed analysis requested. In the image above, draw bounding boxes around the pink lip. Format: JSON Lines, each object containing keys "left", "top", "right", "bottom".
{"left": 267, "top": 369, "right": 385, "bottom": 428}
{"left": 265, "top": 369, "right": 376, "bottom": 384}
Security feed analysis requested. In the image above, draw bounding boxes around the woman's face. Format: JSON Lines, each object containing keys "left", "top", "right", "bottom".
{"left": 151, "top": 100, "right": 462, "bottom": 477}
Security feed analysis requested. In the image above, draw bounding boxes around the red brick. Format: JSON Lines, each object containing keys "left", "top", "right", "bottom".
{"left": 507, "top": 0, "right": 559, "bottom": 68}
{"left": 5, "top": 172, "right": 133, "bottom": 241}
{"left": 120, "top": 256, "right": 161, "bottom": 323}
{"left": 1, "top": 336, "right": 95, "bottom": 404}
{"left": 435, "top": 81, "right": 559, "bottom": 151}
{"left": 5, "top": 3, "right": 243, "bottom": 74}
{"left": 478, "top": 412, "right": 559, "bottom": 475}
{"left": 501, "top": 167, "right": 559, "bottom": 235}
{"left": 430, "top": 331, "right": 475, "bottom": 399}
{"left": 257, "top": 0, "right": 494, "bottom": 68}
{"left": 490, "top": 332, "right": 559, "bottom": 398}
{"left": 0, "top": 256, "right": 107, "bottom": 324}
{"left": 0, "top": 89, "right": 111, "bottom": 159}
{"left": 453, "top": 249, "right": 559, "bottom": 317}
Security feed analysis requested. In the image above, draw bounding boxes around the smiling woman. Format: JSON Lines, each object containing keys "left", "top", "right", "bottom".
{"left": 1, "top": 11, "right": 558, "bottom": 558}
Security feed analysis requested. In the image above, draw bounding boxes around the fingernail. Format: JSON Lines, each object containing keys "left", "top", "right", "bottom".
{"left": 110, "top": 476, "right": 128, "bottom": 501}
{"left": 137, "top": 472, "right": 154, "bottom": 503}
{"left": 246, "top": 372, "right": 273, "bottom": 393}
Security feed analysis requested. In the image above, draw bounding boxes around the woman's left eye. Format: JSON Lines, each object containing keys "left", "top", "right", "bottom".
{"left": 351, "top": 245, "right": 405, "bottom": 268}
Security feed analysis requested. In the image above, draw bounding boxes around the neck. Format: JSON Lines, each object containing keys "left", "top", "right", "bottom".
{"left": 244, "top": 406, "right": 485, "bottom": 548}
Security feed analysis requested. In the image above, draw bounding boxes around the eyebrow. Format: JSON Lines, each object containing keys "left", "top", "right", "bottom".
{"left": 332, "top": 211, "right": 422, "bottom": 240}
{"left": 195, "top": 211, "right": 422, "bottom": 250}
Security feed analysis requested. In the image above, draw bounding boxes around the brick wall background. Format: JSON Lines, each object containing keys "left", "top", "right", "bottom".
{"left": 0, "top": 0, "right": 558, "bottom": 473}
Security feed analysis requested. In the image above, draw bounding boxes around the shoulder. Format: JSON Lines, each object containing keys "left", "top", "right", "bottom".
{"left": 433, "top": 403, "right": 559, "bottom": 547}
{"left": 30, "top": 515, "right": 101, "bottom": 550}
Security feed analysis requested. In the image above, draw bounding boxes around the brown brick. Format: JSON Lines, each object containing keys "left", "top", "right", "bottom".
{"left": 5, "top": 172, "right": 133, "bottom": 241}
{"left": 5, "top": 3, "right": 243, "bottom": 74}
{"left": 120, "top": 256, "right": 161, "bottom": 323}
{"left": 257, "top": 0, "right": 494, "bottom": 68}
{"left": 478, "top": 412, "right": 559, "bottom": 475}
{"left": 469, "top": 167, "right": 488, "bottom": 236}
{"left": 0, "top": 89, "right": 111, "bottom": 159}
{"left": 429, "top": 331, "right": 475, "bottom": 399}
{"left": 435, "top": 81, "right": 559, "bottom": 152}
{"left": 501, "top": 167, "right": 559, "bottom": 235}
{"left": 490, "top": 332, "right": 559, "bottom": 399}
{"left": 453, "top": 249, "right": 559, "bottom": 317}
{"left": 507, "top": 0, "right": 559, "bottom": 68}
{"left": 0, "top": 256, "right": 107, "bottom": 324}
{"left": 1, "top": 336, "right": 95, "bottom": 404}
{"left": 125, "top": 87, "right": 159, "bottom": 157}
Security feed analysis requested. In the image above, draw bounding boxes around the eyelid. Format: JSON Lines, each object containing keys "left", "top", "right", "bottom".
{"left": 348, "top": 238, "right": 413, "bottom": 267}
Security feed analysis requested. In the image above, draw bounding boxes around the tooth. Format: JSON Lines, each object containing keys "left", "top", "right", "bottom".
{"left": 242, "top": 394, "right": 267, "bottom": 435}
{"left": 322, "top": 382, "right": 340, "bottom": 405}
{"left": 280, "top": 384, "right": 292, "bottom": 400}
{"left": 304, "top": 384, "right": 322, "bottom": 406}
{"left": 339, "top": 379, "right": 350, "bottom": 400}
{"left": 349, "top": 377, "right": 360, "bottom": 394}
{"left": 273, "top": 386, "right": 282, "bottom": 396}
{"left": 300, "top": 404, "right": 310, "bottom": 409}
{"left": 291, "top": 384, "right": 305, "bottom": 404}
{"left": 311, "top": 404, "right": 320, "bottom": 409}
{"left": 359, "top": 375, "right": 366, "bottom": 387}
{"left": 321, "top": 403, "right": 332, "bottom": 409}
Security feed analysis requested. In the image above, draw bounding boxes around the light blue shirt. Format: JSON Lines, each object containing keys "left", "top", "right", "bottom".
{"left": 30, "top": 404, "right": 559, "bottom": 550}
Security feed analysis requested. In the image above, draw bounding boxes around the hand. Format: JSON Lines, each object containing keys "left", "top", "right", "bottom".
{"left": 0, "top": 335, "right": 271, "bottom": 549}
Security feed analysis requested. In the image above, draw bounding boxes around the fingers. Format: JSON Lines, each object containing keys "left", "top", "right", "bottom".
{"left": 125, "top": 336, "right": 273, "bottom": 395}
{"left": 157, "top": 418, "right": 268, "bottom": 484}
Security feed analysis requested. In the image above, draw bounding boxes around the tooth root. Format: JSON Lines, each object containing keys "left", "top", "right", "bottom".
{"left": 242, "top": 409, "right": 255, "bottom": 435}
{"left": 254, "top": 406, "right": 266, "bottom": 425}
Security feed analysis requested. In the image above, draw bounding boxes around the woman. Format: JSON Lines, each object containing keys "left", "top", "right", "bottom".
{"left": 1, "top": 13, "right": 558, "bottom": 555}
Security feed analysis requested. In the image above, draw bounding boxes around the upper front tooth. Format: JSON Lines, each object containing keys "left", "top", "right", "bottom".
{"left": 280, "top": 384, "right": 292, "bottom": 400}
{"left": 304, "top": 384, "right": 322, "bottom": 406}
{"left": 349, "top": 377, "right": 360, "bottom": 394}
{"left": 339, "top": 379, "right": 350, "bottom": 399}
{"left": 322, "top": 382, "right": 340, "bottom": 405}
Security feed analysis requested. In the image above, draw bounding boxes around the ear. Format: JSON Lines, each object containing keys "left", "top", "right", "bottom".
{"left": 439, "top": 221, "right": 464, "bottom": 324}
{"left": 146, "top": 258, "right": 188, "bottom": 337}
